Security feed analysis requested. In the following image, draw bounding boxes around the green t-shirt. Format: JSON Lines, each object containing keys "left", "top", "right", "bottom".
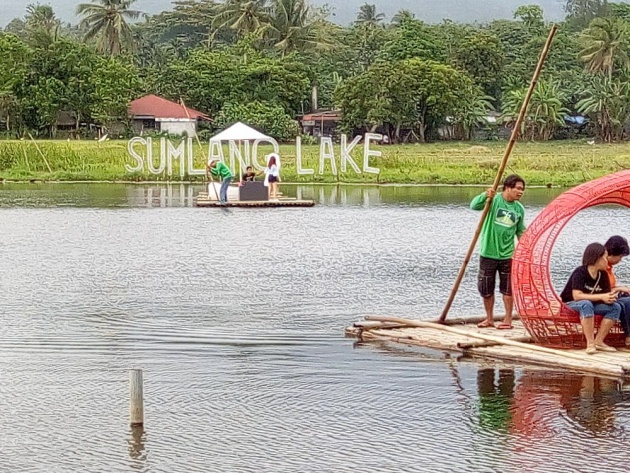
{"left": 209, "top": 161, "right": 234, "bottom": 180}
{"left": 470, "top": 192, "right": 526, "bottom": 260}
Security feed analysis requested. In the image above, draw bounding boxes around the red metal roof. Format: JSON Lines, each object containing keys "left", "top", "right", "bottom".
{"left": 129, "top": 95, "right": 210, "bottom": 120}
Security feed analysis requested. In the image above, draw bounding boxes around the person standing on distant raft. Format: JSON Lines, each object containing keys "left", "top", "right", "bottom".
{"left": 207, "top": 159, "right": 234, "bottom": 205}
{"left": 264, "top": 153, "right": 281, "bottom": 199}
{"left": 471, "top": 174, "right": 526, "bottom": 330}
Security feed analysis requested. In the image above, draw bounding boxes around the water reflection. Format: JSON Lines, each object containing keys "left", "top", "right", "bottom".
{"left": 0, "top": 182, "right": 566, "bottom": 208}
{"left": 128, "top": 425, "right": 147, "bottom": 463}
{"left": 477, "top": 368, "right": 515, "bottom": 433}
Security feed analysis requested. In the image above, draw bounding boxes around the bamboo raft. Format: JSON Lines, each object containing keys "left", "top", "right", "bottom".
{"left": 346, "top": 316, "right": 630, "bottom": 379}
{"left": 194, "top": 193, "right": 315, "bottom": 208}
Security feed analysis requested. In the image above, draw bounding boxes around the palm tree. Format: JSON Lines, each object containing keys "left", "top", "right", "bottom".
{"left": 76, "top": 0, "right": 143, "bottom": 56}
{"left": 265, "top": 0, "right": 331, "bottom": 56}
{"left": 355, "top": 3, "right": 385, "bottom": 27}
{"left": 391, "top": 9, "right": 415, "bottom": 27}
{"left": 24, "top": 4, "right": 61, "bottom": 47}
{"left": 212, "top": 0, "right": 270, "bottom": 37}
{"left": 579, "top": 17, "right": 630, "bottom": 78}
{"left": 453, "top": 86, "right": 494, "bottom": 140}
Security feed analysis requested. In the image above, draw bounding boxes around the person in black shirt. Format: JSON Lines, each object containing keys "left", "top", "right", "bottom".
{"left": 560, "top": 242, "right": 621, "bottom": 354}
{"left": 242, "top": 166, "right": 261, "bottom": 182}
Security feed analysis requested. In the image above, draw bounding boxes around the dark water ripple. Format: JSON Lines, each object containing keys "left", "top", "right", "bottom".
{"left": 1, "top": 184, "right": 630, "bottom": 471}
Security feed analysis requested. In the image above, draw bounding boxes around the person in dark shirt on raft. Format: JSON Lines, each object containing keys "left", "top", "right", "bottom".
{"left": 560, "top": 242, "right": 621, "bottom": 355}
{"left": 604, "top": 235, "right": 630, "bottom": 347}
{"left": 242, "top": 166, "right": 262, "bottom": 182}
{"left": 471, "top": 174, "right": 526, "bottom": 330}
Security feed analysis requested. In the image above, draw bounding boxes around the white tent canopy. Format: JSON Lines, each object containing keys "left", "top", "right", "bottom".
{"left": 209, "top": 122, "right": 272, "bottom": 142}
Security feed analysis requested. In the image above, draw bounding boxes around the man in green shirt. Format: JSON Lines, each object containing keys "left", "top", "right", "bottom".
{"left": 207, "top": 159, "right": 234, "bottom": 204}
{"left": 470, "top": 174, "right": 526, "bottom": 330}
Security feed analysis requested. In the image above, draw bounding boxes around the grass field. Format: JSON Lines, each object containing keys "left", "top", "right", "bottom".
{"left": 0, "top": 138, "right": 629, "bottom": 186}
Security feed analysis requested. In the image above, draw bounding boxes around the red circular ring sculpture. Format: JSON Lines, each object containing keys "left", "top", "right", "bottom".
{"left": 512, "top": 170, "right": 630, "bottom": 349}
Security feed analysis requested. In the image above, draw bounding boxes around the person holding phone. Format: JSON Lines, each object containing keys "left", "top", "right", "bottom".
{"left": 560, "top": 242, "right": 621, "bottom": 354}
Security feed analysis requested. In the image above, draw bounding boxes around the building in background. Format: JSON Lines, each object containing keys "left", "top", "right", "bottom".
{"left": 129, "top": 95, "right": 210, "bottom": 137}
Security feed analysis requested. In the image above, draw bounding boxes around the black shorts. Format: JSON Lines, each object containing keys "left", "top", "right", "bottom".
{"left": 478, "top": 256, "right": 512, "bottom": 298}
{"left": 268, "top": 176, "right": 278, "bottom": 183}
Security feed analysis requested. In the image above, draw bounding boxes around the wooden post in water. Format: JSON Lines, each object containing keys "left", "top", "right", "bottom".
{"left": 129, "top": 369, "right": 144, "bottom": 426}
{"left": 439, "top": 24, "right": 559, "bottom": 324}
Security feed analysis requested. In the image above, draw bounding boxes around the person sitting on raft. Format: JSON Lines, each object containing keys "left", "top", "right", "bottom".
{"left": 604, "top": 235, "right": 630, "bottom": 347}
{"left": 560, "top": 242, "right": 621, "bottom": 354}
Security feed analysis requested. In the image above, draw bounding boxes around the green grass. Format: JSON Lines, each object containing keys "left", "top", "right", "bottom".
{"left": 0, "top": 138, "right": 628, "bottom": 186}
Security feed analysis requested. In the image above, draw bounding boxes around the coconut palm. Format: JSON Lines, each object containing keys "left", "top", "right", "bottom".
{"left": 391, "top": 9, "right": 415, "bottom": 27}
{"left": 76, "top": 0, "right": 143, "bottom": 56}
{"left": 355, "top": 3, "right": 385, "bottom": 27}
{"left": 212, "top": 0, "right": 270, "bottom": 37}
{"left": 265, "top": 0, "right": 331, "bottom": 56}
{"left": 24, "top": 4, "right": 62, "bottom": 47}
{"left": 579, "top": 17, "right": 630, "bottom": 78}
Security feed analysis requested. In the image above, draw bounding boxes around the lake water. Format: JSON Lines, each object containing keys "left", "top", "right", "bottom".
{"left": 1, "top": 183, "right": 630, "bottom": 472}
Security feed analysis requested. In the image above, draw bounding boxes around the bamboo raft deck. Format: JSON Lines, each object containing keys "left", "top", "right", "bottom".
{"left": 346, "top": 316, "right": 630, "bottom": 379}
{"left": 194, "top": 193, "right": 315, "bottom": 208}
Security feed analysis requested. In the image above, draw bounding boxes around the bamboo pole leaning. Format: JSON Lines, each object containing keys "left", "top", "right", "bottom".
{"left": 27, "top": 132, "right": 52, "bottom": 173}
{"left": 439, "top": 24, "right": 559, "bottom": 323}
{"left": 365, "top": 315, "right": 630, "bottom": 376}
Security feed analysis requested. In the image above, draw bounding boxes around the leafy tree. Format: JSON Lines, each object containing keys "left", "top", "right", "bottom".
{"left": 453, "top": 32, "right": 505, "bottom": 97}
{"left": 383, "top": 17, "right": 446, "bottom": 63}
{"left": 565, "top": 0, "right": 609, "bottom": 29}
{"left": 355, "top": 3, "right": 385, "bottom": 27}
{"left": 0, "top": 35, "right": 31, "bottom": 132}
{"left": 608, "top": 2, "right": 630, "bottom": 21}
{"left": 513, "top": 5, "right": 545, "bottom": 30}
{"left": 137, "top": 0, "right": 225, "bottom": 50}
{"left": 579, "top": 16, "right": 630, "bottom": 78}
{"left": 91, "top": 57, "right": 143, "bottom": 129}
{"left": 24, "top": 4, "right": 62, "bottom": 48}
{"left": 215, "top": 100, "right": 299, "bottom": 139}
{"left": 77, "top": 0, "right": 143, "bottom": 56}
{"left": 335, "top": 58, "right": 473, "bottom": 142}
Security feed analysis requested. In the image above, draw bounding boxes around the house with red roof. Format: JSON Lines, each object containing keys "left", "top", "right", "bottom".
{"left": 129, "top": 95, "right": 211, "bottom": 137}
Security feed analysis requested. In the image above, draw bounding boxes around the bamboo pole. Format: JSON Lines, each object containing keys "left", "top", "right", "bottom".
{"left": 439, "top": 24, "right": 559, "bottom": 323}
{"left": 179, "top": 97, "right": 220, "bottom": 202}
{"left": 365, "top": 315, "right": 630, "bottom": 374}
{"left": 27, "top": 133, "right": 52, "bottom": 173}
{"left": 129, "top": 369, "right": 144, "bottom": 426}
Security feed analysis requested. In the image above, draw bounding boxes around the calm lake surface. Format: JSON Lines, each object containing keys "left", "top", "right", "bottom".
{"left": 1, "top": 183, "right": 630, "bottom": 472}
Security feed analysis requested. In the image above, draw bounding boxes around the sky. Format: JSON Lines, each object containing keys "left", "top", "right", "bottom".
{"left": 2, "top": 0, "right": 568, "bottom": 27}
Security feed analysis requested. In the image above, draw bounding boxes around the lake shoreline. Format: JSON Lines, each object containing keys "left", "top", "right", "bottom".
{"left": 0, "top": 139, "right": 627, "bottom": 186}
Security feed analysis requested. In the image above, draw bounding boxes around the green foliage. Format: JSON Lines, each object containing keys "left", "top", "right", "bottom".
{"left": 158, "top": 46, "right": 311, "bottom": 116}
{"left": 579, "top": 16, "right": 630, "bottom": 78}
{"left": 335, "top": 58, "right": 473, "bottom": 142}
{"left": 383, "top": 18, "right": 446, "bottom": 62}
{"left": 215, "top": 101, "right": 299, "bottom": 140}
{"left": 577, "top": 74, "right": 630, "bottom": 141}
{"left": 502, "top": 81, "right": 569, "bottom": 141}
{"left": 453, "top": 32, "right": 505, "bottom": 97}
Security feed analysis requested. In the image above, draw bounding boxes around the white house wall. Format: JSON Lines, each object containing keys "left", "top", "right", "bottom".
{"left": 159, "top": 120, "right": 197, "bottom": 137}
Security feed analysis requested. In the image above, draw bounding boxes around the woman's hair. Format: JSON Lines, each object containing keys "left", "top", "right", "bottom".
{"left": 605, "top": 235, "right": 630, "bottom": 257}
{"left": 582, "top": 242, "right": 606, "bottom": 266}
{"left": 267, "top": 155, "right": 277, "bottom": 167}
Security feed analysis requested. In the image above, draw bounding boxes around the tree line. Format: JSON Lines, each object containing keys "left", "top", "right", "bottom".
{"left": 0, "top": 0, "right": 629, "bottom": 142}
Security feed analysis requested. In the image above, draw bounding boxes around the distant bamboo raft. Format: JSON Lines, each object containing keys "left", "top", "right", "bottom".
{"left": 346, "top": 316, "right": 630, "bottom": 379}
{"left": 194, "top": 193, "right": 315, "bottom": 208}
